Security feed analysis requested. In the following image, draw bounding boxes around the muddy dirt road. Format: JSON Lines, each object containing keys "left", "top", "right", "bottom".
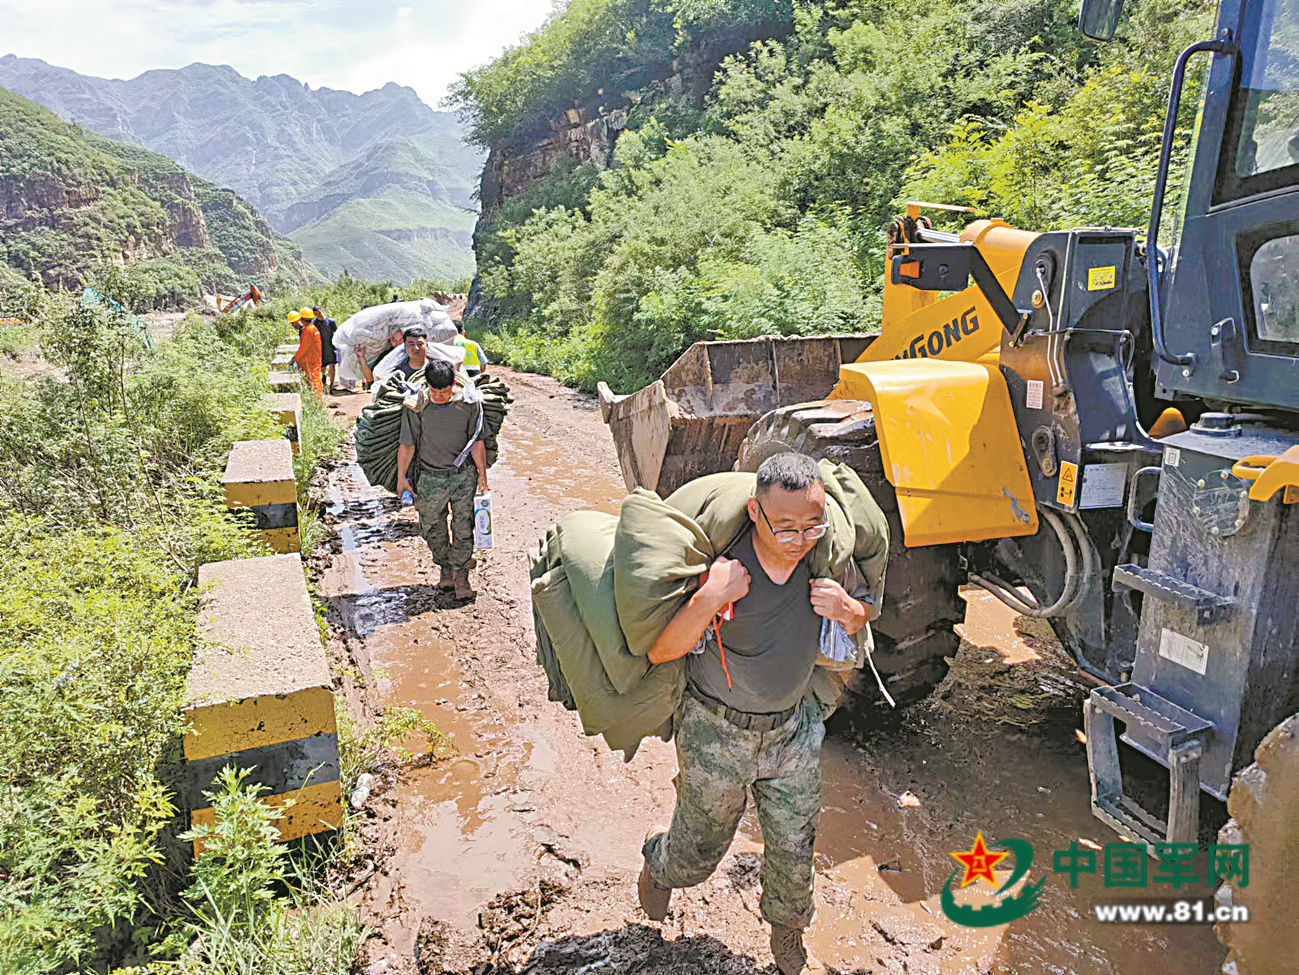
{"left": 314, "top": 367, "right": 1227, "bottom": 975}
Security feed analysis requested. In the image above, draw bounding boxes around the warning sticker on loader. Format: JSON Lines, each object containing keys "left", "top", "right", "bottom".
{"left": 1026, "top": 380, "right": 1044, "bottom": 410}
{"left": 1088, "top": 266, "right": 1117, "bottom": 291}
{"left": 1159, "top": 628, "right": 1209, "bottom": 675}
{"left": 1057, "top": 461, "right": 1078, "bottom": 507}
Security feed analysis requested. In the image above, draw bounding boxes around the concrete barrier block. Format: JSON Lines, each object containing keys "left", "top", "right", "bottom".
{"left": 223, "top": 440, "right": 299, "bottom": 552}
{"left": 275, "top": 344, "right": 298, "bottom": 356}
{"left": 263, "top": 392, "right": 302, "bottom": 456}
{"left": 185, "top": 554, "right": 340, "bottom": 851}
{"left": 268, "top": 370, "right": 301, "bottom": 392}
{"left": 272, "top": 352, "right": 295, "bottom": 370}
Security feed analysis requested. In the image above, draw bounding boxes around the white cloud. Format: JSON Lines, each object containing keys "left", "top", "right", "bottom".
{"left": 0, "top": 0, "right": 556, "bottom": 105}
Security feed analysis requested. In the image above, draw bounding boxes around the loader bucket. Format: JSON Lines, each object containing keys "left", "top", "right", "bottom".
{"left": 597, "top": 334, "right": 877, "bottom": 495}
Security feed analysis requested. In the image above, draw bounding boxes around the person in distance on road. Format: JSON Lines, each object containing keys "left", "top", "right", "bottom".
{"left": 291, "top": 308, "right": 323, "bottom": 400}
{"left": 313, "top": 306, "right": 338, "bottom": 392}
{"left": 372, "top": 324, "right": 432, "bottom": 386}
{"left": 454, "top": 320, "right": 489, "bottom": 378}
{"left": 396, "top": 325, "right": 430, "bottom": 379}
{"left": 638, "top": 452, "right": 875, "bottom": 975}
{"left": 362, "top": 328, "right": 405, "bottom": 390}
{"left": 372, "top": 322, "right": 467, "bottom": 391}
{"left": 395, "top": 358, "right": 488, "bottom": 601}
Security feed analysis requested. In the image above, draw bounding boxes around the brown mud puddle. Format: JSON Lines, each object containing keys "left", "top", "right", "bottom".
{"left": 314, "top": 369, "right": 1227, "bottom": 975}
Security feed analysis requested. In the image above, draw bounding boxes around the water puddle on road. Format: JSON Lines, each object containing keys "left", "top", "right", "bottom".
{"left": 323, "top": 448, "right": 539, "bottom": 936}
{"left": 502, "top": 420, "right": 625, "bottom": 515}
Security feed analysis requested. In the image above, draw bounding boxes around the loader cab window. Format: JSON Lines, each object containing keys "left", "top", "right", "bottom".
{"left": 1241, "top": 229, "right": 1299, "bottom": 349}
{"left": 1218, "top": 0, "right": 1299, "bottom": 202}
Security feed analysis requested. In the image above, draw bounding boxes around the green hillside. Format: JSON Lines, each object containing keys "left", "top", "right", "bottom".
{"left": 0, "top": 86, "right": 307, "bottom": 305}
{"left": 281, "top": 132, "right": 478, "bottom": 282}
{"left": 456, "top": 0, "right": 1211, "bottom": 393}
{"left": 290, "top": 188, "right": 476, "bottom": 283}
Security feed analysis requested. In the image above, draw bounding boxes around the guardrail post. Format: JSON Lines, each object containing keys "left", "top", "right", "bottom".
{"left": 222, "top": 440, "right": 299, "bottom": 552}
{"left": 184, "top": 554, "right": 341, "bottom": 853}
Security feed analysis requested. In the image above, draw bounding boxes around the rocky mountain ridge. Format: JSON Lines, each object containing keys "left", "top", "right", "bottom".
{"left": 0, "top": 55, "right": 482, "bottom": 283}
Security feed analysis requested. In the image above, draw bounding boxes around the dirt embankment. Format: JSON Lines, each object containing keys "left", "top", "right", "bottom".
{"left": 310, "top": 368, "right": 1226, "bottom": 975}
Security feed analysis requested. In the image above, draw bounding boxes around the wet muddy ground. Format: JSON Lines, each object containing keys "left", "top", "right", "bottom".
{"left": 311, "top": 367, "right": 1228, "bottom": 975}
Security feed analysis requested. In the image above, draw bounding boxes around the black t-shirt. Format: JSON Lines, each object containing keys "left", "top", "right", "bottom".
{"left": 315, "top": 317, "right": 337, "bottom": 365}
{"left": 686, "top": 529, "right": 821, "bottom": 713}
{"left": 393, "top": 356, "right": 422, "bottom": 379}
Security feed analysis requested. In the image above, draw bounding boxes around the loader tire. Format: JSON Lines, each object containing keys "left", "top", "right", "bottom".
{"left": 1216, "top": 712, "right": 1299, "bottom": 975}
{"left": 735, "top": 400, "right": 965, "bottom": 706}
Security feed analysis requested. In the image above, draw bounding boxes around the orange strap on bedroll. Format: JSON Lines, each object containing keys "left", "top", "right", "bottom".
{"left": 713, "top": 616, "right": 732, "bottom": 689}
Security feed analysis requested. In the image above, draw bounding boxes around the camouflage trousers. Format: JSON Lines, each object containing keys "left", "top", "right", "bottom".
{"left": 413, "top": 466, "right": 477, "bottom": 570}
{"left": 644, "top": 692, "right": 825, "bottom": 928}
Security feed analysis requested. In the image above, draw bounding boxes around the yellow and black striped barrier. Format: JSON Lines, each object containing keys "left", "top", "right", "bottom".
{"left": 264, "top": 392, "right": 303, "bottom": 456}
{"left": 185, "top": 554, "right": 341, "bottom": 851}
{"left": 222, "top": 439, "right": 299, "bottom": 553}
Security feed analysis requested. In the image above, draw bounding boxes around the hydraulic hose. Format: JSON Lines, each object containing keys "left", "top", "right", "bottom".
{"left": 969, "top": 508, "right": 1093, "bottom": 618}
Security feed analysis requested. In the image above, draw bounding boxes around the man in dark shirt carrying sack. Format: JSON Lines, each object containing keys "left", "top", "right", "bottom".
{"left": 395, "top": 359, "right": 488, "bottom": 599}
{"left": 639, "top": 452, "right": 874, "bottom": 975}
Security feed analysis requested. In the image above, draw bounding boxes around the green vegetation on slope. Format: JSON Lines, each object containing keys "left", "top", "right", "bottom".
{"left": 281, "top": 131, "right": 482, "bottom": 284}
{"left": 458, "top": 0, "right": 1212, "bottom": 392}
{"left": 0, "top": 288, "right": 352, "bottom": 973}
{"left": 0, "top": 59, "right": 484, "bottom": 287}
{"left": 0, "top": 86, "right": 308, "bottom": 307}
{"left": 451, "top": 0, "right": 796, "bottom": 150}
{"left": 289, "top": 189, "right": 477, "bottom": 283}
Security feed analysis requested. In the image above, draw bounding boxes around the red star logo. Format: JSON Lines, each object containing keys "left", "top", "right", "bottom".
{"left": 949, "top": 832, "right": 1009, "bottom": 889}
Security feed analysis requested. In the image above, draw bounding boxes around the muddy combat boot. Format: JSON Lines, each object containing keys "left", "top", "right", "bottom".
{"left": 436, "top": 564, "right": 455, "bottom": 590}
{"left": 770, "top": 924, "right": 826, "bottom": 975}
{"left": 638, "top": 827, "right": 672, "bottom": 921}
{"left": 452, "top": 567, "right": 476, "bottom": 600}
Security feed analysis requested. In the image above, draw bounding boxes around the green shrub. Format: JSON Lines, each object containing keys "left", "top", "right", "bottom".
{"left": 0, "top": 523, "right": 194, "bottom": 974}
{"left": 462, "top": 0, "right": 1207, "bottom": 392}
{"left": 449, "top": 0, "right": 794, "bottom": 150}
{"left": 164, "top": 768, "right": 364, "bottom": 975}
{"left": 0, "top": 87, "right": 309, "bottom": 302}
{"left": 0, "top": 281, "right": 346, "bottom": 972}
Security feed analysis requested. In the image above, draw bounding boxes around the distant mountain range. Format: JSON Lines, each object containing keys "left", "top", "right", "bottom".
{"left": 0, "top": 55, "right": 484, "bottom": 284}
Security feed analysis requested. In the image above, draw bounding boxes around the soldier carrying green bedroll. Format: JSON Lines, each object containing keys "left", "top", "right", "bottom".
{"left": 638, "top": 451, "right": 878, "bottom": 975}
{"left": 395, "top": 359, "right": 488, "bottom": 600}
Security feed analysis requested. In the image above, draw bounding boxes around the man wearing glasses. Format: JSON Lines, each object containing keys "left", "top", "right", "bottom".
{"left": 639, "top": 452, "right": 873, "bottom": 975}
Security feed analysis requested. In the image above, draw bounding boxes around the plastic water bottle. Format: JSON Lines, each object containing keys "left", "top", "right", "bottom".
{"left": 473, "top": 493, "right": 493, "bottom": 549}
{"left": 400, "top": 489, "right": 414, "bottom": 507}
{"left": 350, "top": 772, "right": 374, "bottom": 809}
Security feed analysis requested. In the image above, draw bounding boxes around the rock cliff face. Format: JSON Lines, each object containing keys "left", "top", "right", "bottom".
{"left": 469, "top": 39, "right": 751, "bottom": 318}
{"left": 0, "top": 55, "right": 483, "bottom": 284}
{"left": 479, "top": 103, "right": 629, "bottom": 212}
{"left": 477, "top": 46, "right": 726, "bottom": 212}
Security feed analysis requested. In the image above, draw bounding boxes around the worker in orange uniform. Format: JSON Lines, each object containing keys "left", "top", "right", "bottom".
{"left": 291, "top": 307, "right": 324, "bottom": 400}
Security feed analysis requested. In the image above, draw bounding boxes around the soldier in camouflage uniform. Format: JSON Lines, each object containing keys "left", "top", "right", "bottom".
{"left": 395, "top": 359, "right": 487, "bottom": 599}
{"left": 639, "top": 452, "right": 876, "bottom": 975}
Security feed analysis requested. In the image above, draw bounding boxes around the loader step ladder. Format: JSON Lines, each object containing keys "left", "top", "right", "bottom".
{"left": 1112, "top": 563, "right": 1236, "bottom": 624}
{"left": 1085, "top": 682, "right": 1213, "bottom": 850}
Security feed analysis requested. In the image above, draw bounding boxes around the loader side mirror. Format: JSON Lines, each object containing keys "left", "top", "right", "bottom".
{"left": 1078, "top": 0, "right": 1124, "bottom": 40}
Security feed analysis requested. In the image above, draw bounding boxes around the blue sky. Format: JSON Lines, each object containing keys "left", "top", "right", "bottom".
{"left": 0, "top": 0, "right": 557, "bottom": 106}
